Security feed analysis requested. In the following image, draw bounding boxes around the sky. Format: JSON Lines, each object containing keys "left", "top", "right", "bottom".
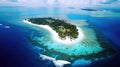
{"left": 0, "top": 0, "right": 120, "bottom": 8}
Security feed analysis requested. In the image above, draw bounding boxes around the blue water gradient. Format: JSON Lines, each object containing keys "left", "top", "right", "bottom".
{"left": 0, "top": 6, "right": 120, "bottom": 67}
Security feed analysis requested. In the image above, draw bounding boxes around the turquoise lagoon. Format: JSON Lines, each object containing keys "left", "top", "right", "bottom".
{"left": 0, "top": 6, "right": 119, "bottom": 66}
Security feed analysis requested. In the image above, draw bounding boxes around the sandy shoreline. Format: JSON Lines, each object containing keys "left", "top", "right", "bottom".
{"left": 23, "top": 19, "right": 84, "bottom": 45}
{"left": 40, "top": 54, "right": 70, "bottom": 67}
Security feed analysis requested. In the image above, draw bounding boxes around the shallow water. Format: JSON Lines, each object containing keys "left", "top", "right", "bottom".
{"left": 0, "top": 6, "right": 120, "bottom": 67}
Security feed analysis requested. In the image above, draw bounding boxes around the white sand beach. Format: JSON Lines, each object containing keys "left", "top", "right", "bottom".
{"left": 23, "top": 19, "right": 84, "bottom": 45}
{"left": 40, "top": 54, "right": 70, "bottom": 67}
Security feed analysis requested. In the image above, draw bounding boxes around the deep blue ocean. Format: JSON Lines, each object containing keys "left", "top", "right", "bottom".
{"left": 0, "top": 6, "right": 120, "bottom": 67}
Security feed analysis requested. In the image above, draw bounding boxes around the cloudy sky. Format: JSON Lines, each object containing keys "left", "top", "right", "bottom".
{"left": 0, "top": 0, "right": 120, "bottom": 8}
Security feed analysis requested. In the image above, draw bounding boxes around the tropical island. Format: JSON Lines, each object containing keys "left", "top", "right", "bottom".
{"left": 23, "top": 17, "right": 116, "bottom": 64}
{"left": 26, "top": 17, "right": 79, "bottom": 40}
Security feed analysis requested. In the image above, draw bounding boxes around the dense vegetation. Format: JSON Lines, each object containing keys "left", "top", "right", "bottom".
{"left": 27, "top": 17, "right": 79, "bottom": 39}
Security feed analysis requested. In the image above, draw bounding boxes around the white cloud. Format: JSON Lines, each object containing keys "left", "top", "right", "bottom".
{"left": 0, "top": 0, "right": 120, "bottom": 9}
{"left": 100, "top": 0, "right": 118, "bottom": 4}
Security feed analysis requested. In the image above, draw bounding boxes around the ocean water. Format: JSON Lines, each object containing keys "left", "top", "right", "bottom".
{"left": 0, "top": 6, "right": 120, "bottom": 67}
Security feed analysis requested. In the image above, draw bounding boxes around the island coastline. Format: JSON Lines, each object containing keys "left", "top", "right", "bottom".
{"left": 23, "top": 19, "right": 84, "bottom": 45}
{"left": 24, "top": 18, "right": 117, "bottom": 63}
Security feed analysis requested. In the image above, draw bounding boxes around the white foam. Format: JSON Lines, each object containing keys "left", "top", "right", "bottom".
{"left": 23, "top": 19, "right": 84, "bottom": 45}
{"left": 40, "top": 54, "right": 70, "bottom": 67}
